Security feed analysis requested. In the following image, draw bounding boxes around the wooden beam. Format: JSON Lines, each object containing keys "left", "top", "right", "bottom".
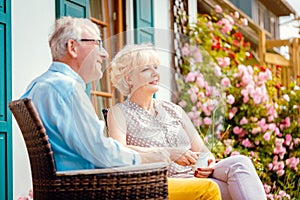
{"left": 258, "top": 30, "right": 266, "bottom": 66}
{"left": 90, "top": 91, "right": 113, "bottom": 98}
{"left": 265, "top": 53, "right": 290, "bottom": 66}
{"left": 265, "top": 39, "right": 291, "bottom": 49}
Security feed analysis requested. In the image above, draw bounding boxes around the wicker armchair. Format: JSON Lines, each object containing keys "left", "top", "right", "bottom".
{"left": 9, "top": 98, "right": 168, "bottom": 200}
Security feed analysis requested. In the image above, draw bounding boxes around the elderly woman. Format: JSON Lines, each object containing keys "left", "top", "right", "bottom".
{"left": 108, "top": 44, "right": 267, "bottom": 200}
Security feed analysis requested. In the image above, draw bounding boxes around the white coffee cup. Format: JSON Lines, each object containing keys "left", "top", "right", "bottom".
{"left": 192, "top": 152, "right": 211, "bottom": 171}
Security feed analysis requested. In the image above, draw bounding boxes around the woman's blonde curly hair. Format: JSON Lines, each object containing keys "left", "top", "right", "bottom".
{"left": 110, "top": 43, "right": 160, "bottom": 96}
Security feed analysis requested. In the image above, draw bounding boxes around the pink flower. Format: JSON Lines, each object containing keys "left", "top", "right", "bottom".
{"left": 243, "top": 96, "right": 249, "bottom": 103}
{"left": 215, "top": 5, "right": 222, "bottom": 13}
{"left": 241, "top": 18, "right": 248, "bottom": 26}
{"left": 185, "top": 72, "right": 197, "bottom": 82}
{"left": 222, "top": 22, "right": 233, "bottom": 33}
{"left": 196, "top": 76, "right": 205, "bottom": 88}
{"left": 214, "top": 66, "right": 222, "bottom": 77}
{"left": 234, "top": 11, "right": 239, "bottom": 19}
{"left": 263, "top": 132, "right": 271, "bottom": 141}
{"left": 190, "top": 46, "right": 203, "bottom": 63}
{"left": 268, "top": 163, "right": 273, "bottom": 170}
{"left": 190, "top": 93, "right": 197, "bottom": 103}
{"left": 276, "top": 169, "right": 285, "bottom": 176}
{"left": 193, "top": 118, "right": 202, "bottom": 127}
{"left": 233, "top": 126, "right": 242, "bottom": 134}
{"left": 258, "top": 69, "right": 272, "bottom": 82}
{"left": 178, "top": 100, "right": 187, "bottom": 108}
{"left": 240, "top": 117, "right": 248, "bottom": 125}
{"left": 217, "top": 57, "right": 230, "bottom": 67}
{"left": 17, "top": 198, "right": 28, "bottom": 200}
{"left": 224, "top": 146, "right": 232, "bottom": 155}
{"left": 286, "top": 157, "right": 299, "bottom": 170}
{"left": 226, "top": 15, "right": 234, "bottom": 25}
{"left": 268, "top": 123, "right": 276, "bottom": 132}
{"left": 201, "top": 105, "right": 211, "bottom": 116}
{"left": 273, "top": 138, "right": 286, "bottom": 159}
{"left": 285, "top": 134, "right": 292, "bottom": 146}
{"left": 249, "top": 151, "right": 255, "bottom": 157}
{"left": 28, "top": 189, "right": 33, "bottom": 198}
{"left": 280, "top": 117, "right": 291, "bottom": 129}
{"left": 229, "top": 107, "right": 238, "bottom": 119}
{"left": 226, "top": 94, "right": 235, "bottom": 105}
{"left": 266, "top": 194, "right": 274, "bottom": 200}
{"left": 251, "top": 127, "right": 261, "bottom": 134}
{"left": 181, "top": 46, "right": 190, "bottom": 56}
{"left": 221, "top": 77, "right": 231, "bottom": 87}
{"left": 241, "top": 73, "right": 252, "bottom": 85}
{"left": 264, "top": 184, "right": 271, "bottom": 193}
{"left": 203, "top": 117, "right": 212, "bottom": 125}
{"left": 242, "top": 138, "right": 253, "bottom": 148}
{"left": 231, "top": 151, "right": 240, "bottom": 156}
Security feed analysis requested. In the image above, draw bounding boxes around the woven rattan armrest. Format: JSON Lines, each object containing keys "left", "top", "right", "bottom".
{"left": 56, "top": 162, "right": 168, "bottom": 176}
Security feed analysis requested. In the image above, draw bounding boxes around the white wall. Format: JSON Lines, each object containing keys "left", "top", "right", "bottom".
{"left": 125, "top": 0, "right": 173, "bottom": 101}
{"left": 153, "top": 0, "right": 173, "bottom": 101}
{"left": 12, "top": 0, "right": 55, "bottom": 198}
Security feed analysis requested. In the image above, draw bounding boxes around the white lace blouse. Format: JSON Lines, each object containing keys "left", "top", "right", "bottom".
{"left": 117, "top": 99, "right": 195, "bottom": 177}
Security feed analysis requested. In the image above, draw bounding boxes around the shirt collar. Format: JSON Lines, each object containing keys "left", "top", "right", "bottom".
{"left": 50, "top": 62, "right": 86, "bottom": 89}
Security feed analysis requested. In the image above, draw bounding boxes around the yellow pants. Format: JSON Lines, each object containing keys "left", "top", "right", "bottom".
{"left": 168, "top": 178, "right": 221, "bottom": 200}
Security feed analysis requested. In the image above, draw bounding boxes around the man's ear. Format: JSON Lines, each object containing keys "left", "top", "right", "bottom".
{"left": 66, "top": 39, "right": 78, "bottom": 58}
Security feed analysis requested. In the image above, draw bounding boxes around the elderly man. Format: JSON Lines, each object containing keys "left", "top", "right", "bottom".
{"left": 21, "top": 16, "right": 221, "bottom": 200}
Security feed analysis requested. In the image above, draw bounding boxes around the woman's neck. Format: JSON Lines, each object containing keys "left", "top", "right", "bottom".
{"left": 129, "top": 93, "right": 154, "bottom": 111}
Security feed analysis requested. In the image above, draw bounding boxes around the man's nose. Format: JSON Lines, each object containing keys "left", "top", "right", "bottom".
{"left": 100, "top": 48, "right": 109, "bottom": 60}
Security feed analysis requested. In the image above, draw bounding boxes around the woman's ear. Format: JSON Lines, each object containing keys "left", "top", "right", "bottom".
{"left": 125, "top": 75, "right": 132, "bottom": 85}
{"left": 66, "top": 39, "right": 78, "bottom": 58}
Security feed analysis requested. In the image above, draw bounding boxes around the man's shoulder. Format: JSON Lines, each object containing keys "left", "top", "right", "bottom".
{"left": 25, "top": 70, "right": 79, "bottom": 99}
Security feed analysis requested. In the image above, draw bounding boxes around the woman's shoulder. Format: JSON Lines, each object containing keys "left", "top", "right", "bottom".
{"left": 155, "top": 99, "right": 183, "bottom": 113}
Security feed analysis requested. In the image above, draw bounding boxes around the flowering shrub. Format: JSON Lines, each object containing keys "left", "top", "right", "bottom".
{"left": 17, "top": 189, "right": 33, "bottom": 200}
{"left": 177, "top": 5, "right": 300, "bottom": 199}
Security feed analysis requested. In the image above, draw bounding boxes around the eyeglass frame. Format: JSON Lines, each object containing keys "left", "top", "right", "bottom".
{"left": 79, "top": 39, "right": 103, "bottom": 49}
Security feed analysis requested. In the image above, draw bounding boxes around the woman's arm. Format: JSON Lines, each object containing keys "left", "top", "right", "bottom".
{"left": 107, "top": 105, "right": 127, "bottom": 144}
{"left": 181, "top": 108, "right": 216, "bottom": 169}
{"left": 181, "top": 109, "right": 210, "bottom": 153}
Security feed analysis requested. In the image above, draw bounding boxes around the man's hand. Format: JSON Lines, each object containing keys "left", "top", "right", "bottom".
{"left": 140, "top": 149, "right": 171, "bottom": 164}
{"left": 165, "top": 148, "right": 199, "bottom": 166}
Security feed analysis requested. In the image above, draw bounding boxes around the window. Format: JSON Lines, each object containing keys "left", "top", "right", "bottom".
{"left": 89, "top": 0, "right": 125, "bottom": 118}
{"left": 256, "top": 1, "right": 278, "bottom": 38}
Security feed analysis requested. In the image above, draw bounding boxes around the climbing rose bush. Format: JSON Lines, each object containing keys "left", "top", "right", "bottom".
{"left": 177, "top": 5, "right": 300, "bottom": 199}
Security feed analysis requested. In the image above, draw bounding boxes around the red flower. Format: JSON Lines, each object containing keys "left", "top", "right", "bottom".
{"left": 232, "top": 39, "right": 240, "bottom": 47}
{"left": 233, "top": 31, "right": 243, "bottom": 41}
{"left": 276, "top": 65, "right": 282, "bottom": 70}
{"left": 212, "top": 37, "right": 221, "bottom": 50}
{"left": 228, "top": 51, "right": 236, "bottom": 59}
{"left": 260, "top": 66, "right": 266, "bottom": 72}
{"left": 275, "top": 83, "right": 283, "bottom": 90}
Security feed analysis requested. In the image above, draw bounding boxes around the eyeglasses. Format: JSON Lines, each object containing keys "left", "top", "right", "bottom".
{"left": 80, "top": 39, "right": 103, "bottom": 49}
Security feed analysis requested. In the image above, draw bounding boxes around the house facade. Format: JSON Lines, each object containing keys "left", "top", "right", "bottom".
{"left": 1, "top": 0, "right": 296, "bottom": 199}
{"left": 2, "top": 0, "right": 181, "bottom": 199}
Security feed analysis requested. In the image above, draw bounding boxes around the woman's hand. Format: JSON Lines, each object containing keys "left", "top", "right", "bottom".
{"left": 194, "top": 159, "right": 214, "bottom": 178}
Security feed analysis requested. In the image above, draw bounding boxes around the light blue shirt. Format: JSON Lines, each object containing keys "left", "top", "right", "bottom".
{"left": 21, "top": 62, "right": 141, "bottom": 171}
